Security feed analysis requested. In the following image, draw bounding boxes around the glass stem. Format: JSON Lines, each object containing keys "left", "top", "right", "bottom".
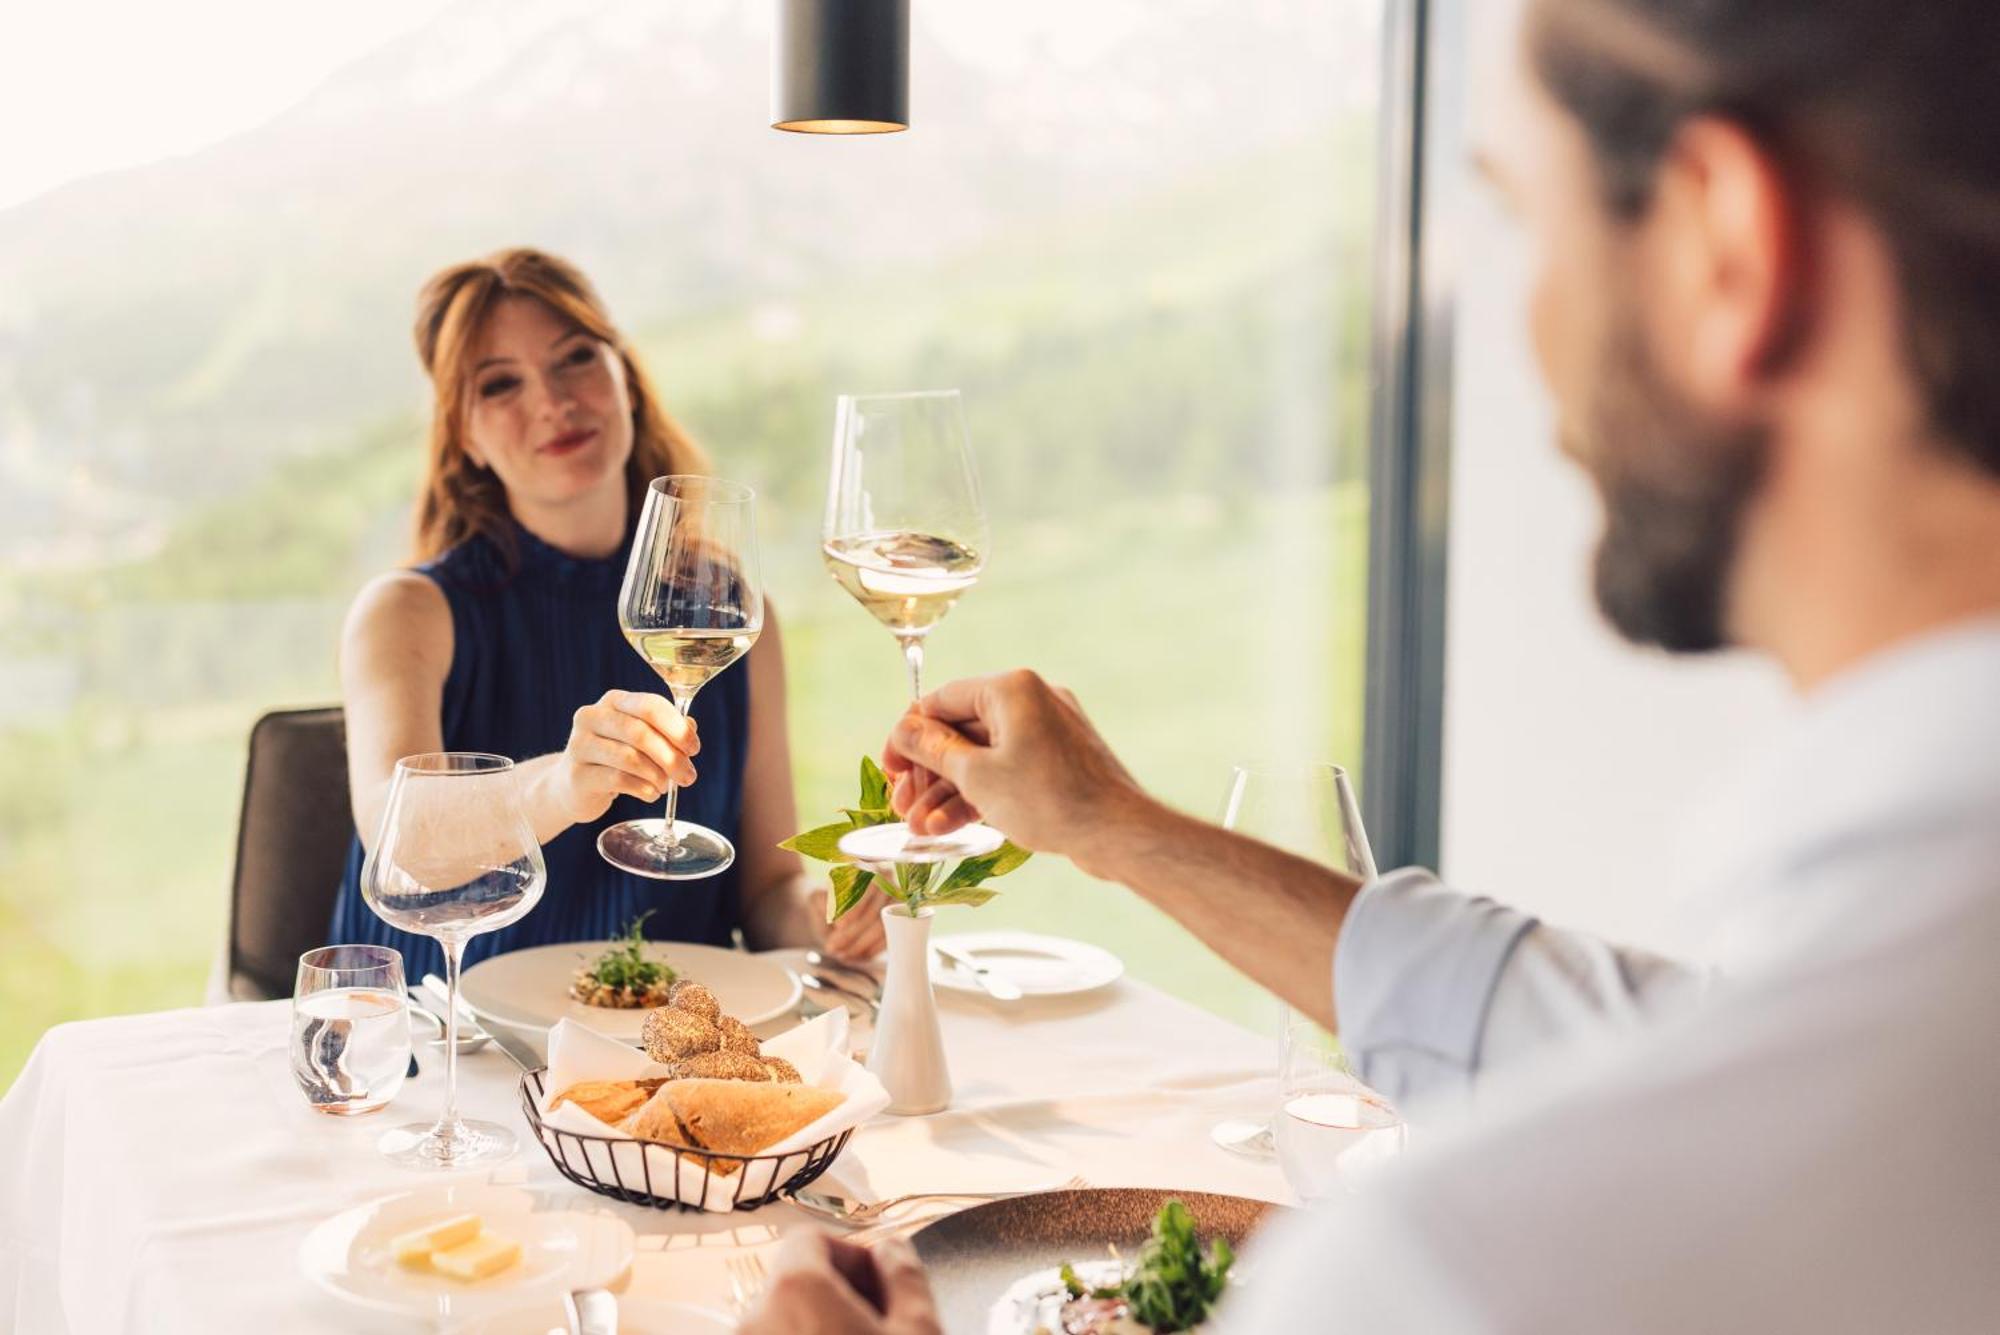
{"left": 900, "top": 636, "right": 925, "bottom": 703}
{"left": 657, "top": 691, "right": 695, "bottom": 852}
{"left": 439, "top": 935, "right": 465, "bottom": 1141}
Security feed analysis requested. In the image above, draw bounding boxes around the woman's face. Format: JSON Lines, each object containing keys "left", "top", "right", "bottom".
{"left": 462, "top": 294, "right": 635, "bottom": 512}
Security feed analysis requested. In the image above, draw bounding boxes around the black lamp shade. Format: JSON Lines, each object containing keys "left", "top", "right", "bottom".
{"left": 772, "top": 0, "right": 909, "bottom": 134}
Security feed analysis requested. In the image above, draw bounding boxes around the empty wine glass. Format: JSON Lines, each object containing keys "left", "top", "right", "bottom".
{"left": 1210, "top": 762, "right": 1377, "bottom": 1161}
{"left": 361, "top": 752, "right": 546, "bottom": 1168}
{"left": 598, "top": 475, "right": 764, "bottom": 880}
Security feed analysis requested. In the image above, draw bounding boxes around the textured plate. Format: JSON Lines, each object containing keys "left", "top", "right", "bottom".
{"left": 927, "top": 931, "right": 1124, "bottom": 998}
{"left": 458, "top": 941, "right": 801, "bottom": 1041}
{"left": 910, "top": 1187, "right": 1279, "bottom": 1335}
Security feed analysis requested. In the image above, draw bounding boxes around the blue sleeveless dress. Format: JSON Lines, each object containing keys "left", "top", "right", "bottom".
{"left": 326, "top": 522, "right": 750, "bottom": 981}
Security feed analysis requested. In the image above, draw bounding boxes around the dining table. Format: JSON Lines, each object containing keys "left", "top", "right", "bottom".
{"left": 0, "top": 948, "right": 1295, "bottom": 1333}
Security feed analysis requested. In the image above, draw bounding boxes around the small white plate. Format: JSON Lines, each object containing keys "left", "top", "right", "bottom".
{"left": 459, "top": 941, "right": 802, "bottom": 1042}
{"left": 928, "top": 931, "right": 1124, "bottom": 998}
{"left": 299, "top": 1183, "right": 634, "bottom": 1322}
{"left": 448, "top": 1295, "right": 735, "bottom": 1334}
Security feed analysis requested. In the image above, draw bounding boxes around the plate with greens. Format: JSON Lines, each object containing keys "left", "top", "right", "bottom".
{"left": 458, "top": 930, "right": 801, "bottom": 1043}
{"left": 909, "top": 1189, "right": 1276, "bottom": 1334}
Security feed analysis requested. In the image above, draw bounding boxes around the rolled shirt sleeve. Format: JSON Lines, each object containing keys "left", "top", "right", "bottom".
{"left": 1336, "top": 869, "right": 1709, "bottom": 1111}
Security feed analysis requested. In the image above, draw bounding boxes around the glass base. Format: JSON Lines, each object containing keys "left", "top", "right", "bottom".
{"left": 378, "top": 1117, "right": 517, "bottom": 1169}
{"left": 838, "top": 821, "right": 1005, "bottom": 867}
{"left": 598, "top": 819, "right": 736, "bottom": 880}
{"left": 1211, "top": 1117, "right": 1276, "bottom": 1159}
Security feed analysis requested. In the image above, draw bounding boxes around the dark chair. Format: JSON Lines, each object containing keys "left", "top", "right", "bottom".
{"left": 227, "top": 706, "right": 353, "bottom": 1000}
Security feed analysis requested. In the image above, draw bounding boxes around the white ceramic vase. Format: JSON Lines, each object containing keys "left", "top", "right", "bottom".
{"left": 866, "top": 904, "right": 951, "bottom": 1115}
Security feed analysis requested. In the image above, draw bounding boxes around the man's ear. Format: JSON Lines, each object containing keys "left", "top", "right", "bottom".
{"left": 1643, "top": 115, "right": 1810, "bottom": 407}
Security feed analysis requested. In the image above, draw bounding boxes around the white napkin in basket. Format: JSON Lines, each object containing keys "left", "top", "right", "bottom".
{"left": 537, "top": 1010, "right": 889, "bottom": 1213}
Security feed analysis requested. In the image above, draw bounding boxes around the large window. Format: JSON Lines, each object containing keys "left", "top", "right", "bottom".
{"left": 0, "top": 0, "right": 1387, "bottom": 1088}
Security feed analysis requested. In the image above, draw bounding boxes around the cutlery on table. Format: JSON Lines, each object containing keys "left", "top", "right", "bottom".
{"left": 803, "top": 950, "right": 883, "bottom": 995}
{"left": 785, "top": 1175, "right": 1089, "bottom": 1228}
{"left": 727, "top": 1253, "right": 769, "bottom": 1316}
{"left": 406, "top": 988, "right": 491, "bottom": 1055}
{"left": 932, "top": 942, "right": 1025, "bottom": 1002}
{"left": 564, "top": 1286, "right": 619, "bottom": 1335}
{"left": 416, "top": 974, "right": 545, "bottom": 1070}
{"left": 798, "top": 971, "right": 880, "bottom": 1013}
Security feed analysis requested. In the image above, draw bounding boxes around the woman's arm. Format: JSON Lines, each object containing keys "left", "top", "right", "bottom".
{"left": 732, "top": 605, "right": 890, "bottom": 957}
{"left": 341, "top": 571, "right": 697, "bottom": 855}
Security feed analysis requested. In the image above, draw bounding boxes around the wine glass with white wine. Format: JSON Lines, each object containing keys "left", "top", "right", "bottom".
{"left": 597, "top": 475, "right": 764, "bottom": 880}
{"left": 823, "top": 389, "right": 992, "bottom": 861}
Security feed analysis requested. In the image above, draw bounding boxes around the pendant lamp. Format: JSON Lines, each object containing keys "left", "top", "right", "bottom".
{"left": 772, "top": 0, "right": 909, "bottom": 134}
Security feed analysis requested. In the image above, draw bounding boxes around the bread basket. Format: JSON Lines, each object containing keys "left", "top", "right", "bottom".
{"left": 520, "top": 1069, "right": 854, "bottom": 1211}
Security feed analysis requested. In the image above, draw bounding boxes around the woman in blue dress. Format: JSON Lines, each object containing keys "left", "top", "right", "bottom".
{"left": 327, "top": 248, "right": 887, "bottom": 978}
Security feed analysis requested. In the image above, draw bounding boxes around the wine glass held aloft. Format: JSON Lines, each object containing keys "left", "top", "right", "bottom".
{"left": 822, "top": 390, "right": 993, "bottom": 863}
{"left": 597, "top": 475, "right": 764, "bottom": 880}
{"left": 361, "top": 752, "right": 546, "bottom": 1169}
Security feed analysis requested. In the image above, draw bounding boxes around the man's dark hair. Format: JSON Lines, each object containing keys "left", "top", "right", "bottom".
{"left": 1529, "top": 0, "right": 2000, "bottom": 478}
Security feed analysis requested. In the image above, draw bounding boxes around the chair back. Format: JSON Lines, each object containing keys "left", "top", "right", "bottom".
{"left": 228, "top": 706, "right": 353, "bottom": 1000}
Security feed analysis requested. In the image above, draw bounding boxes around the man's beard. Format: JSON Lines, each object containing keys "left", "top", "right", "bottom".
{"left": 1576, "top": 321, "right": 1769, "bottom": 653}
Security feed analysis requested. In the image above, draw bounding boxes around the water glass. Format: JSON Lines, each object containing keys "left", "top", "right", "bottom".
{"left": 1273, "top": 1011, "right": 1405, "bottom": 1202}
{"left": 291, "top": 945, "right": 410, "bottom": 1116}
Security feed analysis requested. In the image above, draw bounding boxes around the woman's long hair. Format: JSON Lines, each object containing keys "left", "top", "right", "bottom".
{"left": 409, "top": 247, "right": 710, "bottom": 568}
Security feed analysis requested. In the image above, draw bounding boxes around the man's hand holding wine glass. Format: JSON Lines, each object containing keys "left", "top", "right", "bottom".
{"left": 882, "top": 671, "right": 1152, "bottom": 872}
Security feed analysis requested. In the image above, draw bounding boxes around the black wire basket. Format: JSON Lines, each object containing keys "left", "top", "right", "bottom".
{"left": 520, "top": 1069, "right": 854, "bottom": 1212}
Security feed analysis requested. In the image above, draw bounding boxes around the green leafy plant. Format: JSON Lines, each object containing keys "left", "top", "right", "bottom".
{"left": 1060, "top": 1199, "right": 1236, "bottom": 1332}
{"left": 576, "top": 911, "right": 676, "bottom": 994}
{"left": 780, "top": 757, "right": 1031, "bottom": 920}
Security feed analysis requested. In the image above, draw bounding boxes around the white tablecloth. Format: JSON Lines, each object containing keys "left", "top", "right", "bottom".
{"left": 0, "top": 961, "right": 1289, "bottom": 1333}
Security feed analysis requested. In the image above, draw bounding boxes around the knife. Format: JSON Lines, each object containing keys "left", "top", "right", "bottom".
{"left": 932, "top": 942, "right": 1024, "bottom": 1001}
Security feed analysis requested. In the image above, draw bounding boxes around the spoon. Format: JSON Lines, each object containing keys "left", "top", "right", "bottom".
{"left": 407, "top": 989, "right": 491, "bottom": 1054}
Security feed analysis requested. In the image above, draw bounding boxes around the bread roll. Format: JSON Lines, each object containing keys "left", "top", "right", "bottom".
{"left": 667, "top": 979, "right": 722, "bottom": 1023}
{"left": 642, "top": 1007, "right": 721, "bottom": 1062}
{"left": 760, "top": 1056, "right": 802, "bottom": 1084}
{"left": 624, "top": 1078, "right": 845, "bottom": 1175}
{"left": 716, "top": 1014, "right": 760, "bottom": 1056}
{"left": 670, "top": 1050, "right": 771, "bottom": 1082}
{"left": 548, "top": 1078, "right": 662, "bottom": 1125}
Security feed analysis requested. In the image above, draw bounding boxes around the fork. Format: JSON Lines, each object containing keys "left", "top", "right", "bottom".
{"left": 728, "top": 1252, "right": 770, "bottom": 1316}
{"left": 788, "top": 1174, "right": 1089, "bottom": 1228}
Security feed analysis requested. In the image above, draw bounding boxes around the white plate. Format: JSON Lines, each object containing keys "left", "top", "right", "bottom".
{"left": 459, "top": 941, "right": 802, "bottom": 1042}
{"left": 448, "top": 1296, "right": 734, "bottom": 1334}
{"left": 299, "top": 1183, "right": 634, "bottom": 1322}
{"left": 928, "top": 931, "right": 1124, "bottom": 997}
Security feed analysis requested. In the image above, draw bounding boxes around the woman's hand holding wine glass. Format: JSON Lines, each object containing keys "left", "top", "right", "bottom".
{"left": 546, "top": 688, "right": 701, "bottom": 824}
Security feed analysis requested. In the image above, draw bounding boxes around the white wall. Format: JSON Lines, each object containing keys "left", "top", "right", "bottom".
{"left": 1434, "top": 5, "right": 1791, "bottom": 954}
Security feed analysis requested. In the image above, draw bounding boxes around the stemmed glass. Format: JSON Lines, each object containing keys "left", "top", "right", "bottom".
{"left": 597, "top": 476, "right": 764, "bottom": 880}
{"left": 1274, "top": 1010, "right": 1406, "bottom": 1202}
{"left": 823, "top": 389, "right": 992, "bottom": 861}
{"left": 361, "top": 752, "right": 546, "bottom": 1168}
{"left": 1209, "top": 762, "right": 1377, "bottom": 1160}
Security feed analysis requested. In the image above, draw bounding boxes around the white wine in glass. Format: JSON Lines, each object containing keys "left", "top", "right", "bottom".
{"left": 823, "top": 391, "right": 995, "bottom": 864}
{"left": 598, "top": 475, "right": 763, "bottom": 880}
{"left": 361, "top": 752, "right": 545, "bottom": 1169}
{"left": 822, "top": 390, "right": 988, "bottom": 702}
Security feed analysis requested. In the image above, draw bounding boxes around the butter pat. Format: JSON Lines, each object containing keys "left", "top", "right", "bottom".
{"left": 390, "top": 1213, "right": 482, "bottom": 1267}
{"left": 431, "top": 1231, "right": 522, "bottom": 1281}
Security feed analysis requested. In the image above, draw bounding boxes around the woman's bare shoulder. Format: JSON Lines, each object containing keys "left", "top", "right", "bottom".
{"left": 342, "top": 569, "right": 452, "bottom": 664}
